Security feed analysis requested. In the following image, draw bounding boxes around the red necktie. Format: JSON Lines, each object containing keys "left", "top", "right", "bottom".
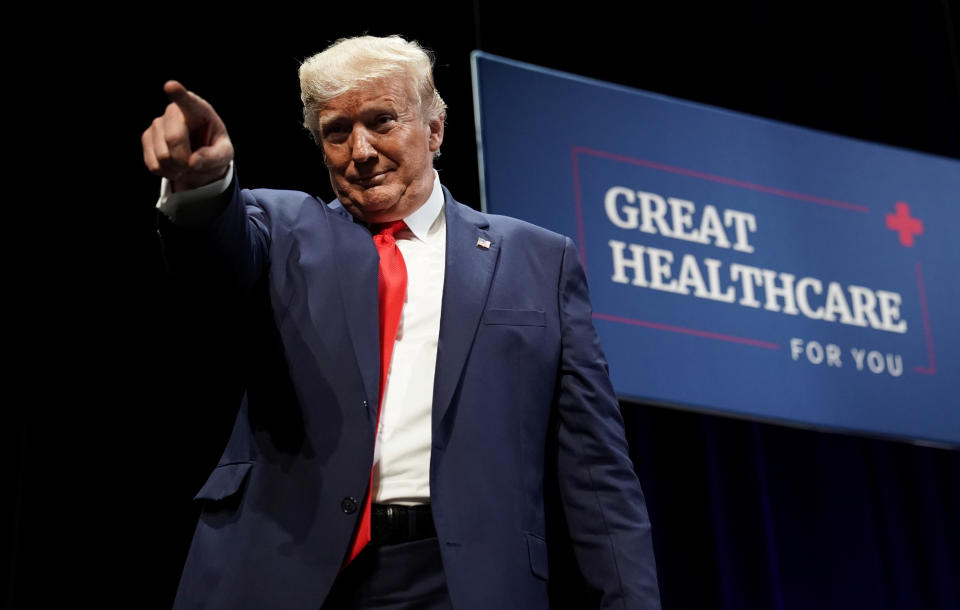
{"left": 345, "top": 220, "right": 407, "bottom": 564}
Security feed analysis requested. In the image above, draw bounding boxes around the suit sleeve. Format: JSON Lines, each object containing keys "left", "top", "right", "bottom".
{"left": 156, "top": 167, "right": 271, "bottom": 297}
{"left": 555, "top": 236, "right": 661, "bottom": 610}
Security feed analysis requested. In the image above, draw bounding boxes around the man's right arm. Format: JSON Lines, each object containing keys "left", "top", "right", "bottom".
{"left": 144, "top": 81, "right": 268, "bottom": 295}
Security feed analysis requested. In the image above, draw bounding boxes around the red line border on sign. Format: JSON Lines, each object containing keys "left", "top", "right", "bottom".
{"left": 913, "top": 263, "right": 937, "bottom": 375}
{"left": 571, "top": 146, "right": 871, "bottom": 213}
{"left": 592, "top": 313, "right": 781, "bottom": 349}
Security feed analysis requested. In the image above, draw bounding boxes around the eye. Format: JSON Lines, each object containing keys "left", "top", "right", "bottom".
{"left": 322, "top": 123, "right": 349, "bottom": 143}
{"left": 374, "top": 114, "right": 396, "bottom": 130}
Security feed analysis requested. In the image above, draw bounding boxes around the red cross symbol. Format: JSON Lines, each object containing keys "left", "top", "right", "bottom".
{"left": 885, "top": 201, "right": 923, "bottom": 247}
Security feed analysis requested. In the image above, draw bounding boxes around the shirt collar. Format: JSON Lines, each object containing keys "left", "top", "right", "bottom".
{"left": 402, "top": 170, "right": 444, "bottom": 241}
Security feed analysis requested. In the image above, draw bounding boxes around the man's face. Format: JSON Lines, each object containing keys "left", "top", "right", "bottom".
{"left": 318, "top": 76, "right": 444, "bottom": 224}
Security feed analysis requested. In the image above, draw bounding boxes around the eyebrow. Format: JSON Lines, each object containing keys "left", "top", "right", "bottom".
{"left": 317, "top": 114, "right": 346, "bottom": 132}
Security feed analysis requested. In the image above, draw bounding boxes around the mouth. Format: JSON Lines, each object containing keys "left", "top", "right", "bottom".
{"left": 350, "top": 169, "right": 392, "bottom": 188}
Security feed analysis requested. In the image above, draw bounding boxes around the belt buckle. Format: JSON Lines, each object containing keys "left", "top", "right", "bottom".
{"left": 372, "top": 504, "right": 402, "bottom": 545}
{"left": 385, "top": 505, "right": 398, "bottom": 544}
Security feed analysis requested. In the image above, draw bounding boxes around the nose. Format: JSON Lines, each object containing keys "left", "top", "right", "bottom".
{"left": 350, "top": 126, "right": 377, "bottom": 164}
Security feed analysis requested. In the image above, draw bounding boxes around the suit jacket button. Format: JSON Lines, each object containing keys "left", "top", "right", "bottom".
{"left": 341, "top": 497, "right": 358, "bottom": 514}
{"left": 362, "top": 400, "right": 369, "bottom": 409}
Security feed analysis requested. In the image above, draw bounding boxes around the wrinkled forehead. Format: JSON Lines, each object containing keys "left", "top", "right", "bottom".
{"left": 318, "top": 75, "right": 420, "bottom": 122}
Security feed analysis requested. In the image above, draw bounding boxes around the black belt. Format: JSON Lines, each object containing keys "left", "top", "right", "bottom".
{"left": 370, "top": 503, "right": 436, "bottom": 545}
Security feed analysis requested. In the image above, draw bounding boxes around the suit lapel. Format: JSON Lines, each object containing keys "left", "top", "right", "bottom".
{"left": 326, "top": 202, "right": 381, "bottom": 422}
{"left": 433, "top": 188, "right": 500, "bottom": 438}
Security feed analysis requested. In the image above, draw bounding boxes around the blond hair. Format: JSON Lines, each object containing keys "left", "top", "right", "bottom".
{"left": 299, "top": 35, "right": 447, "bottom": 145}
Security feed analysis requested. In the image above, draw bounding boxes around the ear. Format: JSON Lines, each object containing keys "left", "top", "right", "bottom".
{"left": 427, "top": 114, "right": 445, "bottom": 153}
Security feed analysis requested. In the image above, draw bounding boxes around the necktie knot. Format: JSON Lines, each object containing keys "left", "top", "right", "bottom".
{"left": 373, "top": 220, "right": 406, "bottom": 244}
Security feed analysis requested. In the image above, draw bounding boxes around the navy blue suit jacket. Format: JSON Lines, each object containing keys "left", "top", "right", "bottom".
{"left": 160, "top": 172, "right": 660, "bottom": 610}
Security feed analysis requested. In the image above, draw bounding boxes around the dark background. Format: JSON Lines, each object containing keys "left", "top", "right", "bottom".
{"left": 9, "top": 1, "right": 959, "bottom": 608}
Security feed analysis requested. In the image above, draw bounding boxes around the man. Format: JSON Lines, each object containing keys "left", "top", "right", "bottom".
{"left": 144, "top": 35, "right": 660, "bottom": 610}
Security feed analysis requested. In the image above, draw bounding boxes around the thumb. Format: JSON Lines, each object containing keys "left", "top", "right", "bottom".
{"left": 189, "top": 133, "right": 234, "bottom": 171}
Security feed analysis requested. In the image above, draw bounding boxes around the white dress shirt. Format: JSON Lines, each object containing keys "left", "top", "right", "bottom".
{"left": 373, "top": 173, "right": 445, "bottom": 504}
{"left": 158, "top": 167, "right": 445, "bottom": 505}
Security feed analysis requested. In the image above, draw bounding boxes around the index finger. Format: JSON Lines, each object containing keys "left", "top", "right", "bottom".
{"left": 163, "top": 80, "right": 212, "bottom": 125}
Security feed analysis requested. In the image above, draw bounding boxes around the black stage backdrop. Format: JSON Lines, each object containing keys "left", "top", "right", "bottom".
{"left": 10, "top": 1, "right": 959, "bottom": 608}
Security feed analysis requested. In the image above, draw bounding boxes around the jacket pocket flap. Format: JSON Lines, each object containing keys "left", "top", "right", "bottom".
{"left": 526, "top": 532, "right": 549, "bottom": 580}
{"left": 194, "top": 462, "right": 253, "bottom": 502}
{"left": 484, "top": 308, "right": 546, "bottom": 326}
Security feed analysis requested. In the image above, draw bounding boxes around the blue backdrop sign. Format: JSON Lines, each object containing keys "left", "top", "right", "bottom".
{"left": 472, "top": 52, "right": 959, "bottom": 445}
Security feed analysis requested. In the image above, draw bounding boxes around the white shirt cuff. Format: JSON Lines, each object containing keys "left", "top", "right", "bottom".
{"left": 156, "top": 162, "right": 234, "bottom": 226}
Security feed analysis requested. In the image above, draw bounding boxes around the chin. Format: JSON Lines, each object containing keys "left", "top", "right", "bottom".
{"left": 343, "top": 196, "right": 402, "bottom": 222}
{"left": 362, "top": 195, "right": 402, "bottom": 214}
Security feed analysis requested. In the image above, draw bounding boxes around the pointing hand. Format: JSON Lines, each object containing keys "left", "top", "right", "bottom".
{"left": 141, "top": 81, "right": 234, "bottom": 191}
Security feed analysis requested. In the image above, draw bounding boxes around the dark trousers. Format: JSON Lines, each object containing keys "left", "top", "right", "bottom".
{"left": 320, "top": 537, "right": 453, "bottom": 609}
